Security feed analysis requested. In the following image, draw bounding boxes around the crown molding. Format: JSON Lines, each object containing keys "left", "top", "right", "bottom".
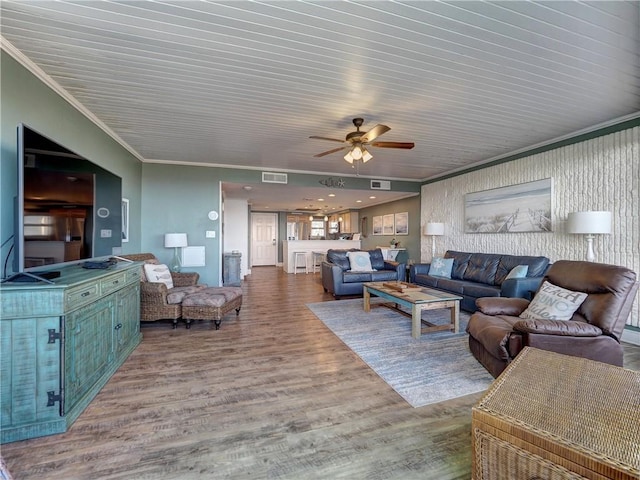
{"left": 1, "top": 36, "right": 144, "bottom": 162}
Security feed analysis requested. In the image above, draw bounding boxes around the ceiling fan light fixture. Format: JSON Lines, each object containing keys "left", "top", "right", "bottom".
{"left": 351, "top": 144, "right": 363, "bottom": 160}
{"left": 343, "top": 151, "right": 354, "bottom": 163}
{"left": 362, "top": 148, "right": 372, "bottom": 162}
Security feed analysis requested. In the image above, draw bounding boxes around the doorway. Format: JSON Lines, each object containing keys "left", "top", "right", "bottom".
{"left": 251, "top": 212, "right": 278, "bottom": 266}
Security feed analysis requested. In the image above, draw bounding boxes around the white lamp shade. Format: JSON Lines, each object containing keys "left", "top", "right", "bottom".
{"left": 567, "top": 211, "right": 611, "bottom": 234}
{"left": 424, "top": 222, "right": 445, "bottom": 236}
{"left": 343, "top": 151, "right": 354, "bottom": 163}
{"left": 164, "top": 233, "right": 188, "bottom": 248}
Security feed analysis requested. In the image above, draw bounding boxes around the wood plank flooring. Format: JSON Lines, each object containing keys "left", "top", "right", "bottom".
{"left": 2, "top": 266, "right": 640, "bottom": 479}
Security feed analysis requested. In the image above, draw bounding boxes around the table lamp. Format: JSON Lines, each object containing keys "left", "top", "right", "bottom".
{"left": 424, "top": 222, "right": 445, "bottom": 259}
{"left": 164, "top": 233, "right": 188, "bottom": 272}
{"left": 566, "top": 211, "right": 611, "bottom": 262}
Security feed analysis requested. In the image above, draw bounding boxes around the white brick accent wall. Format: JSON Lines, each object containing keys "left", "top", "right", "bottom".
{"left": 421, "top": 126, "right": 639, "bottom": 329}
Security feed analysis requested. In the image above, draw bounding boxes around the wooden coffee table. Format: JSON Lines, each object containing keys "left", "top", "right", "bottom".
{"left": 363, "top": 282, "right": 462, "bottom": 339}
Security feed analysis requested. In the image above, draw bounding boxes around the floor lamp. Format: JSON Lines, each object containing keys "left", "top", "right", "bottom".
{"left": 567, "top": 211, "right": 611, "bottom": 262}
{"left": 424, "top": 222, "right": 445, "bottom": 259}
{"left": 164, "top": 233, "right": 188, "bottom": 272}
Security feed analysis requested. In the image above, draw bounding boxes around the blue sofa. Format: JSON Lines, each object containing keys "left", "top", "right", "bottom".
{"left": 322, "top": 248, "right": 406, "bottom": 299}
{"left": 409, "top": 250, "right": 550, "bottom": 312}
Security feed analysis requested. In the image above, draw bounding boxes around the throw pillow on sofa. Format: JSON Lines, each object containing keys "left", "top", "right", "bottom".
{"left": 519, "top": 281, "right": 587, "bottom": 321}
{"left": 143, "top": 263, "right": 174, "bottom": 289}
{"left": 505, "top": 265, "right": 529, "bottom": 280}
{"left": 347, "top": 251, "right": 373, "bottom": 272}
{"left": 428, "top": 257, "right": 454, "bottom": 278}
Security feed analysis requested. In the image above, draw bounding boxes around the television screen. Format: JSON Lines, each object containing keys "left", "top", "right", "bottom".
{"left": 13, "top": 124, "right": 122, "bottom": 275}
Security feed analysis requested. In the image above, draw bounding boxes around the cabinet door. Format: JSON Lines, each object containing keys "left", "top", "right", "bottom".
{"left": 64, "top": 297, "right": 114, "bottom": 414}
{"left": 350, "top": 212, "right": 359, "bottom": 232}
{"left": 114, "top": 283, "right": 140, "bottom": 360}
{"left": 1, "top": 316, "right": 62, "bottom": 442}
{"left": 343, "top": 213, "right": 352, "bottom": 232}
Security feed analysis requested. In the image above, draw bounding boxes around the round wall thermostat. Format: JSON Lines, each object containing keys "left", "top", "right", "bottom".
{"left": 97, "top": 207, "right": 110, "bottom": 218}
{"left": 208, "top": 210, "right": 219, "bottom": 221}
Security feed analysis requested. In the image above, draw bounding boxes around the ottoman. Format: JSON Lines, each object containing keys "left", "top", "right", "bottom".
{"left": 472, "top": 347, "right": 640, "bottom": 480}
{"left": 181, "top": 287, "right": 243, "bottom": 329}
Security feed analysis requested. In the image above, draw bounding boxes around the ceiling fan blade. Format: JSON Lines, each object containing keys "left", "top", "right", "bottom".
{"left": 309, "top": 135, "right": 346, "bottom": 143}
{"left": 370, "top": 141, "right": 415, "bottom": 149}
{"left": 314, "top": 146, "right": 348, "bottom": 158}
{"left": 360, "top": 124, "right": 391, "bottom": 143}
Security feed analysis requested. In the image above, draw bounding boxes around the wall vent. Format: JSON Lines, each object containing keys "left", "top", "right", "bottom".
{"left": 262, "top": 172, "right": 288, "bottom": 184}
{"left": 370, "top": 180, "right": 391, "bottom": 190}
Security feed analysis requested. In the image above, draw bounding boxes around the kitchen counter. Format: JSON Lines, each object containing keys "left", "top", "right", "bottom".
{"left": 283, "top": 240, "right": 361, "bottom": 273}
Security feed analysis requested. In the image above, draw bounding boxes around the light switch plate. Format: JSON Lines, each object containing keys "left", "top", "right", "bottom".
{"left": 100, "top": 229, "right": 112, "bottom": 238}
{"left": 206, "top": 230, "right": 216, "bottom": 238}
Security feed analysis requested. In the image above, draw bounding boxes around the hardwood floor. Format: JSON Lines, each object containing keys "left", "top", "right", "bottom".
{"left": 3, "top": 266, "right": 640, "bottom": 479}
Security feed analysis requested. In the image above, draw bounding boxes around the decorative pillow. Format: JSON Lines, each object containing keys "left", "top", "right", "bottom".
{"left": 428, "top": 257, "right": 454, "bottom": 278}
{"left": 519, "top": 281, "right": 588, "bottom": 321}
{"left": 505, "top": 265, "right": 529, "bottom": 280}
{"left": 143, "top": 263, "right": 174, "bottom": 289}
{"left": 346, "top": 251, "right": 373, "bottom": 272}
{"left": 140, "top": 258, "right": 160, "bottom": 281}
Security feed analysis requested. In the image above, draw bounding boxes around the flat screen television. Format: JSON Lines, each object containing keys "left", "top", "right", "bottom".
{"left": 9, "top": 123, "right": 122, "bottom": 280}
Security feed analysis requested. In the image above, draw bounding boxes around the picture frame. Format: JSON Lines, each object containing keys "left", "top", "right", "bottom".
{"left": 372, "top": 215, "right": 383, "bottom": 235}
{"left": 121, "top": 198, "right": 130, "bottom": 242}
{"left": 382, "top": 214, "right": 395, "bottom": 235}
{"left": 394, "top": 212, "right": 408, "bottom": 235}
{"left": 465, "top": 178, "right": 552, "bottom": 233}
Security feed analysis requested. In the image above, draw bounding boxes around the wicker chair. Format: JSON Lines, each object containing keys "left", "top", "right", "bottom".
{"left": 119, "top": 253, "right": 203, "bottom": 328}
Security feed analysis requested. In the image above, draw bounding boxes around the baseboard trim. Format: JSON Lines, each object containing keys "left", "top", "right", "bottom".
{"left": 621, "top": 328, "right": 640, "bottom": 346}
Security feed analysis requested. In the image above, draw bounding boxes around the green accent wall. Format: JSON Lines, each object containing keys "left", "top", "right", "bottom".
{"left": 358, "top": 195, "right": 421, "bottom": 265}
{"left": 141, "top": 163, "right": 223, "bottom": 284}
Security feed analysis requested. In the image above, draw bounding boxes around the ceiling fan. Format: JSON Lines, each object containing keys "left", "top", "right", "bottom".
{"left": 309, "top": 117, "right": 415, "bottom": 164}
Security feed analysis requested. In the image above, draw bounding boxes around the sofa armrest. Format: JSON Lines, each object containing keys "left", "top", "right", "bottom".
{"left": 500, "top": 276, "right": 544, "bottom": 299}
{"left": 513, "top": 319, "right": 603, "bottom": 337}
{"left": 171, "top": 271, "right": 199, "bottom": 287}
{"left": 409, "top": 263, "right": 430, "bottom": 282}
{"left": 321, "top": 261, "right": 343, "bottom": 293}
{"left": 476, "top": 297, "right": 530, "bottom": 316}
{"left": 384, "top": 261, "right": 406, "bottom": 280}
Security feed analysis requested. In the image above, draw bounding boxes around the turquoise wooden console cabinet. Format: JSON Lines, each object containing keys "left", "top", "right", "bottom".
{"left": 0, "top": 262, "right": 142, "bottom": 443}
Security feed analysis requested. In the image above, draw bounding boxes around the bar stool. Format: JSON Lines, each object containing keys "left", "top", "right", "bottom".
{"left": 293, "top": 251, "right": 308, "bottom": 274}
{"left": 312, "top": 251, "right": 325, "bottom": 275}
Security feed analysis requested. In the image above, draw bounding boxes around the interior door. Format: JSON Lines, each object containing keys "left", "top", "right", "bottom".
{"left": 251, "top": 213, "right": 277, "bottom": 266}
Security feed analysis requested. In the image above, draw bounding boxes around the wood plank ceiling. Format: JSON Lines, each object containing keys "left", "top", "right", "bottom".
{"left": 1, "top": 1, "right": 639, "bottom": 204}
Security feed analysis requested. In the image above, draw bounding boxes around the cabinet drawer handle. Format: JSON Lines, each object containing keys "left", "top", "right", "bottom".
{"left": 111, "top": 280, "right": 120, "bottom": 285}
{"left": 81, "top": 291, "right": 91, "bottom": 297}
{"left": 115, "top": 323, "right": 123, "bottom": 330}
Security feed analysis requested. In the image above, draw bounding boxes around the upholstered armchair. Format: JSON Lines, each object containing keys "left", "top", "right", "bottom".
{"left": 119, "top": 253, "right": 205, "bottom": 327}
{"left": 466, "top": 260, "right": 639, "bottom": 377}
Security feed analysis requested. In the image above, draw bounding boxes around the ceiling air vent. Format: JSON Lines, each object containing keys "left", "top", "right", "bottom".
{"left": 262, "top": 172, "right": 288, "bottom": 184}
{"left": 370, "top": 180, "right": 391, "bottom": 190}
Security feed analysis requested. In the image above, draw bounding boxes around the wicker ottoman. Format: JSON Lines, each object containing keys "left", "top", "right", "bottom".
{"left": 181, "top": 287, "right": 243, "bottom": 329}
{"left": 472, "top": 347, "right": 640, "bottom": 480}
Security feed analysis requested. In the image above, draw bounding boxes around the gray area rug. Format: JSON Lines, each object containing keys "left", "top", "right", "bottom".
{"left": 307, "top": 298, "right": 494, "bottom": 408}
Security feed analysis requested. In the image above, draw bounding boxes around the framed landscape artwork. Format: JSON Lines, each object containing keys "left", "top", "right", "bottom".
{"left": 465, "top": 178, "right": 552, "bottom": 233}
{"left": 394, "top": 212, "right": 408, "bottom": 235}
{"left": 382, "top": 214, "right": 395, "bottom": 235}
{"left": 372, "top": 215, "right": 383, "bottom": 235}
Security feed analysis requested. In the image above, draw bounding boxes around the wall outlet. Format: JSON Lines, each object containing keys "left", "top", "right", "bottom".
{"left": 100, "top": 229, "right": 112, "bottom": 238}
{"left": 206, "top": 230, "right": 216, "bottom": 238}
